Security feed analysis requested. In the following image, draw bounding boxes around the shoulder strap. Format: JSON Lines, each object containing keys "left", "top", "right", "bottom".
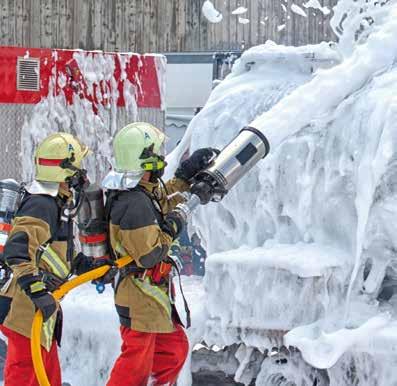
{"left": 134, "top": 185, "right": 165, "bottom": 218}
{"left": 104, "top": 190, "right": 121, "bottom": 261}
{"left": 44, "top": 195, "right": 68, "bottom": 245}
{"left": 37, "top": 195, "right": 74, "bottom": 266}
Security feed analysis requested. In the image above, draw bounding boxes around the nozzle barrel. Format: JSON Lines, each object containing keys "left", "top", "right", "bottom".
{"left": 190, "top": 127, "right": 270, "bottom": 204}
{"left": 175, "top": 194, "right": 201, "bottom": 220}
{"left": 205, "top": 126, "right": 269, "bottom": 192}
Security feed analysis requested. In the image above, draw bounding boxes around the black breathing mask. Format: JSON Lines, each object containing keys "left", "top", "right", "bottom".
{"left": 60, "top": 154, "right": 90, "bottom": 217}
{"left": 60, "top": 154, "right": 90, "bottom": 193}
{"left": 139, "top": 144, "right": 167, "bottom": 182}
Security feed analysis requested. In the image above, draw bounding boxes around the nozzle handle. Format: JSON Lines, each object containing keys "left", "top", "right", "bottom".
{"left": 175, "top": 194, "right": 201, "bottom": 221}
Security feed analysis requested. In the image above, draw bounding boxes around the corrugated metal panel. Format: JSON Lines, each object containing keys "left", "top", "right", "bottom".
{"left": 165, "top": 113, "right": 193, "bottom": 129}
{"left": 138, "top": 108, "right": 166, "bottom": 130}
{"left": 0, "top": 104, "right": 33, "bottom": 181}
{"left": 0, "top": 1, "right": 337, "bottom": 51}
{"left": 164, "top": 111, "right": 192, "bottom": 153}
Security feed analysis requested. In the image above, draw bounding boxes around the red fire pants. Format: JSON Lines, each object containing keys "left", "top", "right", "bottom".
{"left": 107, "top": 323, "right": 189, "bottom": 386}
{"left": 0, "top": 325, "right": 61, "bottom": 386}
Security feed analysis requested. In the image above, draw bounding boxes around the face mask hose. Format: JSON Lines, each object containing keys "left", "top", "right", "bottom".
{"left": 60, "top": 157, "right": 90, "bottom": 218}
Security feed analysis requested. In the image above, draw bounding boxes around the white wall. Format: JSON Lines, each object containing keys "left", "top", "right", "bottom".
{"left": 166, "top": 63, "right": 213, "bottom": 109}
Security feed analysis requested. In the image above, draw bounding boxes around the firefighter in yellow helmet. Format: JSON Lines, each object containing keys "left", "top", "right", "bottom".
{"left": 0, "top": 133, "right": 111, "bottom": 386}
{"left": 103, "top": 122, "right": 218, "bottom": 386}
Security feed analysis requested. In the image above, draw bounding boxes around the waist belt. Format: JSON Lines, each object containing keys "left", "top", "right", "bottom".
{"left": 118, "top": 260, "right": 191, "bottom": 329}
{"left": 119, "top": 263, "right": 146, "bottom": 279}
{"left": 120, "top": 263, "right": 170, "bottom": 286}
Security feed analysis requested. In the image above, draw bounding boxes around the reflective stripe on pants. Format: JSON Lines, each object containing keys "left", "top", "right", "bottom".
{"left": 42, "top": 313, "right": 57, "bottom": 352}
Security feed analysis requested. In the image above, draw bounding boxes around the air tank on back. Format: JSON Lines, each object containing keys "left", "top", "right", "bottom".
{"left": 77, "top": 184, "right": 109, "bottom": 260}
{"left": 0, "top": 179, "right": 22, "bottom": 257}
{"left": 0, "top": 179, "right": 22, "bottom": 285}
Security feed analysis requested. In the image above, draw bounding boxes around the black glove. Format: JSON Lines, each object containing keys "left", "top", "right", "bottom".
{"left": 74, "top": 252, "right": 114, "bottom": 274}
{"left": 190, "top": 180, "right": 215, "bottom": 205}
{"left": 73, "top": 252, "right": 94, "bottom": 275}
{"left": 175, "top": 148, "right": 219, "bottom": 182}
{"left": 74, "top": 253, "right": 117, "bottom": 283}
{"left": 17, "top": 275, "right": 57, "bottom": 322}
{"left": 93, "top": 258, "right": 118, "bottom": 284}
{"left": 30, "top": 291, "right": 58, "bottom": 322}
{"left": 162, "top": 210, "right": 186, "bottom": 240}
{"left": 41, "top": 271, "right": 67, "bottom": 292}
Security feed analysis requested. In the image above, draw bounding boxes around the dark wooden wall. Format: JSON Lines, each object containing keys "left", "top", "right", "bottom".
{"left": 0, "top": 0, "right": 337, "bottom": 52}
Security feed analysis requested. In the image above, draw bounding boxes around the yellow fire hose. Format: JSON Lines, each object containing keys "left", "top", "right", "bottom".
{"left": 31, "top": 256, "right": 133, "bottom": 386}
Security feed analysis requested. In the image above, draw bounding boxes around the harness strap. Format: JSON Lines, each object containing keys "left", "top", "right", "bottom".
{"left": 35, "top": 194, "right": 73, "bottom": 276}
{"left": 119, "top": 263, "right": 146, "bottom": 279}
{"left": 104, "top": 190, "right": 121, "bottom": 261}
{"left": 166, "top": 257, "right": 191, "bottom": 328}
{"left": 135, "top": 185, "right": 165, "bottom": 218}
{"left": 66, "top": 216, "right": 74, "bottom": 264}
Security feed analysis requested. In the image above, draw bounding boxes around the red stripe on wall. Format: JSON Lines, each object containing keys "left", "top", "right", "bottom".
{"left": 0, "top": 46, "right": 163, "bottom": 109}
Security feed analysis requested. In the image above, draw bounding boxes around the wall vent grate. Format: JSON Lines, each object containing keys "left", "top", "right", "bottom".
{"left": 17, "top": 57, "right": 40, "bottom": 91}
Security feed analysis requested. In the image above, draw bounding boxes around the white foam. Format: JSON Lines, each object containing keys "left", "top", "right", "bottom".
{"left": 202, "top": 1, "right": 223, "bottom": 23}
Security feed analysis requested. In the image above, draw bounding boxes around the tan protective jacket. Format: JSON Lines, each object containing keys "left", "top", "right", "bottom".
{"left": 109, "top": 177, "right": 189, "bottom": 333}
{"left": 0, "top": 190, "right": 73, "bottom": 350}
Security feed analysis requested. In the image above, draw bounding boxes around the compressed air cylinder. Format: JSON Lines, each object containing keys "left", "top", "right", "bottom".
{"left": 0, "top": 179, "right": 21, "bottom": 257}
{"left": 78, "top": 184, "right": 109, "bottom": 259}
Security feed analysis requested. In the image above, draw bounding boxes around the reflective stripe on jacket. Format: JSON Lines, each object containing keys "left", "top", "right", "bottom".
{"left": 39, "top": 245, "right": 69, "bottom": 279}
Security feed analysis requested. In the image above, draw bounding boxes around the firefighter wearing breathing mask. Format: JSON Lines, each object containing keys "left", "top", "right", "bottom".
{"left": 0, "top": 133, "right": 112, "bottom": 386}
{"left": 102, "top": 122, "right": 217, "bottom": 386}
